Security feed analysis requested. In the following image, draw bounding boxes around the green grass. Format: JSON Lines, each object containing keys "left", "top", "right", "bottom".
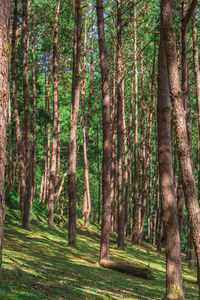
{"left": 0, "top": 209, "right": 198, "bottom": 299}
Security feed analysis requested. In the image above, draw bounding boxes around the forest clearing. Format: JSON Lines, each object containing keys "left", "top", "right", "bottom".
{"left": 1, "top": 0, "right": 200, "bottom": 299}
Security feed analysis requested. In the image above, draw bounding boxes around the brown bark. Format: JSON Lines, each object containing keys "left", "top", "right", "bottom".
{"left": 22, "top": 0, "right": 32, "bottom": 230}
{"left": 123, "top": 85, "right": 129, "bottom": 237}
{"left": 48, "top": 0, "right": 60, "bottom": 227}
{"left": 132, "top": 0, "right": 138, "bottom": 244}
{"left": 192, "top": 20, "right": 200, "bottom": 202}
{"left": 117, "top": 0, "right": 124, "bottom": 250}
{"left": 6, "top": 95, "right": 13, "bottom": 195}
{"left": 11, "top": 0, "right": 26, "bottom": 218}
{"left": 96, "top": 0, "right": 111, "bottom": 261}
{"left": 128, "top": 78, "right": 134, "bottom": 237}
{"left": 157, "top": 26, "right": 184, "bottom": 300}
{"left": 161, "top": 0, "right": 200, "bottom": 297}
{"left": 110, "top": 50, "right": 116, "bottom": 232}
{"left": 0, "top": 0, "right": 11, "bottom": 277}
{"left": 100, "top": 260, "right": 153, "bottom": 279}
{"left": 81, "top": 9, "right": 91, "bottom": 228}
{"left": 153, "top": 156, "right": 159, "bottom": 246}
{"left": 68, "top": 0, "right": 82, "bottom": 247}
{"left": 31, "top": 24, "right": 37, "bottom": 204}
{"left": 148, "top": 40, "right": 156, "bottom": 242}
{"left": 137, "top": 54, "right": 145, "bottom": 244}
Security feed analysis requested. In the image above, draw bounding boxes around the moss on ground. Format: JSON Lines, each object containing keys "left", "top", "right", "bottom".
{"left": 0, "top": 209, "right": 198, "bottom": 299}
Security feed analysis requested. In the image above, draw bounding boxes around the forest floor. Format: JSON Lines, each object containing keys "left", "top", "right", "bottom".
{"left": 0, "top": 209, "right": 198, "bottom": 299}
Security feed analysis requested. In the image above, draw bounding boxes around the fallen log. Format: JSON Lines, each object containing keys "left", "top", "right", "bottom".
{"left": 100, "top": 259, "right": 153, "bottom": 279}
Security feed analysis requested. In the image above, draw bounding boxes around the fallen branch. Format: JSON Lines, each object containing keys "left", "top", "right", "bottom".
{"left": 100, "top": 259, "right": 153, "bottom": 280}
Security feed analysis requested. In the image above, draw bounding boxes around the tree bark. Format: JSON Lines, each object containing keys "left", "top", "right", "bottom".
{"left": 22, "top": 0, "right": 32, "bottom": 230}
{"left": 31, "top": 22, "right": 37, "bottom": 204}
{"left": 0, "top": 0, "right": 11, "bottom": 278}
{"left": 68, "top": 0, "right": 82, "bottom": 247}
{"left": 192, "top": 20, "right": 200, "bottom": 203}
{"left": 161, "top": 0, "right": 200, "bottom": 296}
{"left": 81, "top": 9, "right": 91, "bottom": 228}
{"left": 117, "top": 0, "right": 124, "bottom": 250}
{"left": 132, "top": 0, "right": 138, "bottom": 244}
{"left": 48, "top": 0, "right": 60, "bottom": 227}
{"left": 157, "top": 25, "right": 184, "bottom": 300}
{"left": 96, "top": 0, "right": 111, "bottom": 261}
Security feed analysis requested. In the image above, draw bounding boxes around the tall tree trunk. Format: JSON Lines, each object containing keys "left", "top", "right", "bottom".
{"left": 148, "top": 40, "right": 156, "bottom": 242}
{"left": 96, "top": 0, "right": 111, "bottom": 261}
{"left": 48, "top": 0, "right": 60, "bottom": 227}
{"left": 161, "top": 0, "right": 200, "bottom": 297}
{"left": 110, "top": 50, "right": 116, "bottom": 232}
{"left": 81, "top": 9, "right": 91, "bottom": 228}
{"left": 31, "top": 24, "right": 37, "bottom": 204}
{"left": 132, "top": 0, "right": 138, "bottom": 244}
{"left": 128, "top": 78, "right": 134, "bottom": 236}
{"left": 157, "top": 26, "right": 184, "bottom": 300}
{"left": 192, "top": 20, "right": 200, "bottom": 203}
{"left": 68, "top": 0, "right": 82, "bottom": 247}
{"left": 6, "top": 95, "right": 13, "bottom": 195}
{"left": 11, "top": 0, "right": 26, "bottom": 218}
{"left": 22, "top": 0, "right": 32, "bottom": 230}
{"left": 117, "top": 0, "right": 124, "bottom": 250}
{"left": 0, "top": 0, "right": 11, "bottom": 277}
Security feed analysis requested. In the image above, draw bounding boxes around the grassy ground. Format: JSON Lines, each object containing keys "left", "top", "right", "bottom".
{"left": 0, "top": 209, "right": 198, "bottom": 299}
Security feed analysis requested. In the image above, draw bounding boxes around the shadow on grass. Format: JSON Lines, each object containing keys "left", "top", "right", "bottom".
{"left": 1, "top": 222, "right": 199, "bottom": 300}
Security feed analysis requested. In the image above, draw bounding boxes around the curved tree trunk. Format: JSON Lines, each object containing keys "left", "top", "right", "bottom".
{"left": 161, "top": 0, "right": 200, "bottom": 297}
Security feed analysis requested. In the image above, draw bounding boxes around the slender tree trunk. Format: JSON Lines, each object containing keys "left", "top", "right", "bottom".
{"left": 110, "top": 50, "right": 116, "bottom": 232}
{"left": 192, "top": 20, "right": 200, "bottom": 203}
{"left": 96, "top": 0, "right": 111, "bottom": 261}
{"left": 117, "top": 0, "right": 124, "bottom": 250}
{"left": 6, "top": 95, "right": 13, "bottom": 195}
{"left": 48, "top": 0, "right": 60, "bottom": 227}
{"left": 138, "top": 54, "right": 145, "bottom": 244}
{"left": 157, "top": 27, "right": 184, "bottom": 300}
{"left": 148, "top": 41, "right": 156, "bottom": 242}
{"left": 161, "top": 0, "right": 200, "bottom": 297}
{"left": 132, "top": 0, "right": 138, "bottom": 244}
{"left": 11, "top": 0, "right": 26, "bottom": 218}
{"left": 31, "top": 25, "right": 37, "bottom": 204}
{"left": 68, "top": 0, "right": 82, "bottom": 247}
{"left": 128, "top": 78, "right": 134, "bottom": 237}
{"left": 22, "top": 0, "right": 32, "bottom": 230}
{"left": 153, "top": 156, "right": 159, "bottom": 246}
{"left": 81, "top": 9, "right": 91, "bottom": 228}
{"left": 97, "top": 126, "right": 101, "bottom": 225}
{"left": 0, "top": 0, "right": 11, "bottom": 278}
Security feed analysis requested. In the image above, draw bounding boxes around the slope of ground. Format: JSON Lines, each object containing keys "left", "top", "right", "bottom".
{"left": 0, "top": 209, "right": 198, "bottom": 299}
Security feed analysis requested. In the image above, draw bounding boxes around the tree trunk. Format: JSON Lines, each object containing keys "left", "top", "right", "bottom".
{"left": 96, "top": 0, "right": 111, "bottom": 261}
{"left": 157, "top": 26, "right": 184, "bottom": 300}
{"left": 48, "top": 0, "right": 60, "bottom": 227}
{"left": 117, "top": 0, "right": 124, "bottom": 250}
{"left": 31, "top": 24, "right": 37, "bottom": 204}
{"left": 11, "top": 0, "right": 26, "bottom": 218}
{"left": 0, "top": 0, "right": 11, "bottom": 277}
{"left": 68, "top": 0, "right": 82, "bottom": 247}
{"left": 22, "top": 0, "right": 32, "bottom": 230}
{"left": 192, "top": 20, "right": 200, "bottom": 203}
{"left": 161, "top": 0, "right": 200, "bottom": 297}
{"left": 6, "top": 95, "right": 13, "bottom": 195}
{"left": 81, "top": 9, "right": 91, "bottom": 228}
{"left": 132, "top": 0, "right": 138, "bottom": 244}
